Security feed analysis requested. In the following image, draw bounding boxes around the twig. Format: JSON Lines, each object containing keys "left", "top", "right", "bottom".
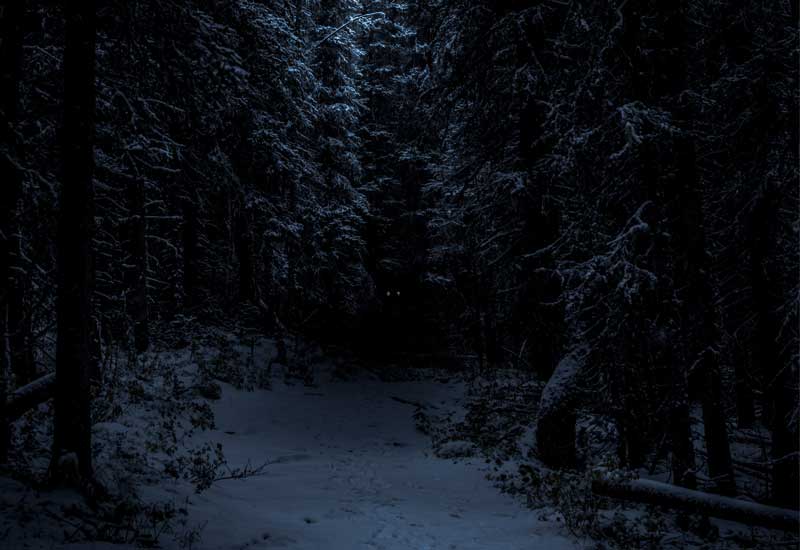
{"left": 308, "top": 12, "right": 387, "bottom": 52}
{"left": 390, "top": 395, "right": 439, "bottom": 410}
{"left": 212, "top": 456, "right": 296, "bottom": 483}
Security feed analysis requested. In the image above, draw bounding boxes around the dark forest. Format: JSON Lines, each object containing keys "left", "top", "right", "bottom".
{"left": 0, "top": 1, "right": 798, "bottom": 548}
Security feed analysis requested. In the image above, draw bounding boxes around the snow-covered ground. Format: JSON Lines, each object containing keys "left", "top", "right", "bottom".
{"left": 172, "top": 372, "right": 575, "bottom": 549}
{"left": 2, "top": 341, "right": 794, "bottom": 549}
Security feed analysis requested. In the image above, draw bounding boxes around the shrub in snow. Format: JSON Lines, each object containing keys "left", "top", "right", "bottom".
{"left": 436, "top": 440, "right": 478, "bottom": 459}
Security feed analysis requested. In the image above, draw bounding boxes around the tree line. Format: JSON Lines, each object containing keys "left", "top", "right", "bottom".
{"left": 0, "top": 0, "right": 389, "bottom": 489}
{"left": 409, "top": 0, "right": 798, "bottom": 508}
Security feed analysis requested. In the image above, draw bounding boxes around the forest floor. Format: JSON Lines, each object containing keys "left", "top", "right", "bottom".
{"left": 0, "top": 334, "right": 575, "bottom": 550}
{"left": 176, "top": 368, "right": 575, "bottom": 549}
{"left": 1, "top": 332, "right": 795, "bottom": 549}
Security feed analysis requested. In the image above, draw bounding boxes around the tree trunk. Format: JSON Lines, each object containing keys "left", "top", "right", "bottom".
{"left": 51, "top": 0, "right": 96, "bottom": 487}
{"left": 124, "top": 178, "right": 149, "bottom": 352}
{"left": 750, "top": 185, "right": 799, "bottom": 509}
{"left": 734, "top": 356, "right": 756, "bottom": 429}
{"left": 537, "top": 408, "right": 576, "bottom": 469}
{"left": 640, "top": 140, "right": 698, "bottom": 489}
{"left": 658, "top": 3, "right": 737, "bottom": 496}
{"left": 518, "top": 92, "right": 565, "bottom": 380}
{"left": 536, "top": 350, "right": 582, "bottom": 468}
{"left": 236, "top": 209, "right": 254, "bottom": 303}
{"left": 8, "top": 270, "right": 34, "bottom": 384}
{"left": 182, "top": 197, "right": 198, "bottom": 311}
{"left": 479, "top": 272, "right": 499, "bottom": 368}
{"left": 673, "top": 137, "right": 736, "bottom": 497}
{"left": 0, "top": 0, "right": 25, "bottom": 462}
{"left": 669, "top": 399, "right": 697, "bottom": 490}
{"left": 0, "top": 303, "right": 7, "bottom": 464}
{"left": 699, "top": 350, "right": 736, "bottom": 496}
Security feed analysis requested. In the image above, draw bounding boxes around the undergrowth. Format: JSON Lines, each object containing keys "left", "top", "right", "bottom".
{"left": 415, "top": 367, "right": 796, "bottom": 550}
{"left": 1, "top": 327, "right": 289, "bottom": 549}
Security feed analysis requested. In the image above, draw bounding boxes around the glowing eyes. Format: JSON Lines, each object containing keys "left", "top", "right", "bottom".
{"left": 385, "top": 290, "right": 402, "bottom": 297}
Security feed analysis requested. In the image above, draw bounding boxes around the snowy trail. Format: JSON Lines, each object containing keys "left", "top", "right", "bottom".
{"left": 182, "top": 374, "right": 576, "bottom": 550}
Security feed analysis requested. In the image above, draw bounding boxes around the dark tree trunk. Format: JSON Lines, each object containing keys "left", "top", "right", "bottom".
{"left": 0, "top": 297, "right": 7, "bottom": 464}
{"left": 8, "top": 272, "right": 35, "bottom": 384}
{"left": 669, "top": 399, "right": 697, "bottom": 489}
{"left": 659, "top": 273, "right": 696, "bottom": 489}
{"left": 182, "top": 197, "right": 198, "bottom": 310}
{"left": 698, "top": 351, "right": 736, "bottom": 495}
{"left": 0, "top": 0, "right": 25, "bottom": 462}
{"left": 617, "top": 348, "right": 647, "bottom": 469}
{"left": 661, "top": 3, "right": 735, "bottom": 496}
{"left": 478, "top": 272, "right": 499, "bottom": 368}
{"left": 734, "top": 356, "right": 756, "bottom": 429}
{"left": 51, "top": 0, "right": 96, "bottom": 487}
{"left": 124, "top": 179, "right": 149, "bottom": 352}
{"left": 235, "top": 209, "right": 254, "bottom": 303}
{"left": 537, "top": 410, "right": 576, "bottom": 469}
{"left": 766, "top": 361, "right": 798, "bottom": 509}
{"left": 674, "top": 137, "right": 736, "bottom": 497}
{"left": 518, "top": 92, "right": 565, "bottom": 379}
{"left": 750, "top": 185, "right": 799, "bottom": 509}
{"left": 640, "top": 140, "right": 698, "bottom": 488}
{"left": 618, "top": 417, "right": 647, "bottom": 470}
{"left": 536, "top": 351, "right": 581, "bottom": 469}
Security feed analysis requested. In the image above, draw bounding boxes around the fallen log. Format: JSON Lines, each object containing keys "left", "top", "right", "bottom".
{"left": 592, "top": 477, "right": 799, "bottom": 532}
{"left": 6, "top": 373, "right": 56, "bottom": 421}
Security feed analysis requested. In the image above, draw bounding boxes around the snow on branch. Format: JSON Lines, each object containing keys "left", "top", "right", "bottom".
{"left": 308, "top": 12, "right": 387, "bottom": 52}
{"left": 593, "top": 477, "right": 800, "bottom": 532}
{"left": 538, "top": 347, "right": 587, "bottom": 418}
{"left": 6, "top": 373, "right": 56, "bottom": 421}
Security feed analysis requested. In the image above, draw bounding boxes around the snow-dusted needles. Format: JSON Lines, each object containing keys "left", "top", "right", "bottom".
{"left": 308, "top": 12, "right": 388, "bottom": 52}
